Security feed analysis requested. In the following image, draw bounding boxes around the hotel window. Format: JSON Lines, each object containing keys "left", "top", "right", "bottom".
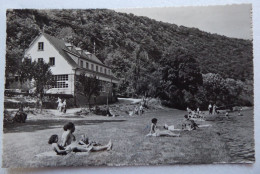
{"left": 96, "top": 65, "right": 98, "bottom": 72}
{"left": 91, "top": 64, "right": 94, "bottom": 70}
{"left": 38, "top": 42, "right": 44, "bottom": 51}
{"left": 108, "top": 69, "right": 110, "bottom": 75}
{"left": 80, "top": 60, "right": 83, "bottom": 68}
{"left": 38, "top": 58, "right": 43, "bottom": 63}
{"left": 52, "top": 75, "right": 68, "bottom": 88}
{"left": 104, "top": 68, "right": 107, "bottom": 74}
{"left": 86, "top": 62, "right": 89, "bottom": 69}
{"left": 49, "top": 57, "right": 55, "bottom": 66}
{"left": 100, "top": 67, "right": 103, "bottom": 73}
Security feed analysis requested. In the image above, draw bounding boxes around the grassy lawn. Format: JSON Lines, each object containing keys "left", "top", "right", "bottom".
{"left": 2, "top": 107, "right": 254, "bottom": 168}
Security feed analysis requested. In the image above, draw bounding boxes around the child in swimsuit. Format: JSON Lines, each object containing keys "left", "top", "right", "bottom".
{"left": 48, "top": 134, "right": 72, "bottom": 155}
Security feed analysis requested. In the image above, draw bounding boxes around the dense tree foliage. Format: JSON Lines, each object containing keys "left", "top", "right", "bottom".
{"left": 75, "top": 74, "right": 101, "bottom": 109}
{"left": 19, "top": 60, "right": 54, "bottom": 112}
{"left": 5, "top": 9, "right": 253, "bottom": 109}
{"left": 158, "top": 48, "right": 203, "bottom": 109}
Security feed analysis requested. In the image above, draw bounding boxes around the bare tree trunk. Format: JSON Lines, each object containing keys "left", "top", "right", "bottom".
{"left": 40, "top": 97, "right": 43, "bottom": 113}
{"left": 88, "top": 96, "right": 91, "bottom": 110}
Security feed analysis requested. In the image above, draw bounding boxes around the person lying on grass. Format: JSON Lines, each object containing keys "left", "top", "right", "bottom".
{"left": 78, "top": 134, "right": 113, "bottom": 152}
{"left": 49, "top": 134, "right": 94, "bottom": 155}
{"left": 181, "top": 115, "right": 211, "bottom": 131}
{"left": 163, "top": 115, "right": 199, "bottom": 131}
{"left": 49, "top": 134, "right": 112, "bottom": 156}
{"left": 146, "top": 118, "right": 180, "bottom": 137}
{"left": 163, "top": 124, "right": 182, "bottom": 131}
{"left": 61, "top": 122, "right": 112, "bottom": 153}
{"left": 182, "top": 120, "right": 199, "bottom": 131}
{"left": 183, "top": 115, "right": 202, "bottom": 130}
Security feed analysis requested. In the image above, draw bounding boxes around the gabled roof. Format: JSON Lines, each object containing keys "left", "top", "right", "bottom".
{"left": 26, "top": 33, "right": 119, "bottom": 82}
{"left": 42, "top": 33, "right": 105, "bottom": 68}
{"left": 42, "top": 33, "right": 78, "bottom": 68}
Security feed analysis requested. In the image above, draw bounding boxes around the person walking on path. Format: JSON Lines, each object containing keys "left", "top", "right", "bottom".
{"left": 62, "top": 99, "right": 67, "bottom": 113}
{"left": 213, "top": 104, "right": 217, "bottom": 115}
{"left": 57, "top": 97, "right": 62, "bottom": 112}
{"left": 208, "top": 104, "right": 212, "bottom": 114}
{"left": 197, "top": 107, "right": 200, "bottom": 114}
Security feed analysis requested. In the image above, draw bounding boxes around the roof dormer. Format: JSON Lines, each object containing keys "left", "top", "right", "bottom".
{"left": 75, "top": 47, "right": 83, "bottom": 55}
{"left": 65, "top": 43, "right": 73, "bottom": 50}
{"left": 84, "top": 51, "right": 92, "bottom": 55}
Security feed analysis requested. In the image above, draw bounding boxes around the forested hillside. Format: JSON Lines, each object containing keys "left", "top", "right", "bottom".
{"left": 5, "top": 9, "right": 253, "bottom": 109}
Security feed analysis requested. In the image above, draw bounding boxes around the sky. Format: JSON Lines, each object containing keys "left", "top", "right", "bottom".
{"left": 115, "top": 4, "right": 252, "bottom": 40}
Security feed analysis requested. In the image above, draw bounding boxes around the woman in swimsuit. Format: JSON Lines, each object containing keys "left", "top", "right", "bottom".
{"left": 78, "top": 134, "right": 112, "bottom": 152}
{"left": 49, "top": 134, "right": 94, "bottom": 155}
{"left": 61, "top": 122, "right": 112, "bottom": 152}
{"left": 147, "top": 118, "right": 180, "bottom": 137}
{"left": 61, "top": 122, "right": 76, "bottom": 147}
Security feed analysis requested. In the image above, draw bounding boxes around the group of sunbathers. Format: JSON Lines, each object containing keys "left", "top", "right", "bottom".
{"left": 48, "top": 122, "right": 112, "bottom": 155}
{"left": 147, "top": 114, "right": 211, "bottom": 137}
{"left": 186, "top": 107, "right": 205, "bottom": 120}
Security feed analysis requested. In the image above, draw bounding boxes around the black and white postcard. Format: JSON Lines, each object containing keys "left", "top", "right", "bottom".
{"left": 1, "top": 3, "right": 255, "bottom": 169}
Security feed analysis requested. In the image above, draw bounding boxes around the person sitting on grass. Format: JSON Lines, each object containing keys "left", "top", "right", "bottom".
{"left": 182, "top": 115, "right": 211, "bottom": 130}
{"left": 48, "top": 134, "right": 72, "bottom": 155}
{"left": 61, "top": 122, "right": 113, "bottom": 151}
{"left": 190, "top": 120, "right": 199, "bottom": 130}
{"left": 14, "top": 103, "right": 27, "bottom": 123}
{"left": 49, "top": 134, "right": 94, "bottom": 155}
{"left": 134, "top": 105, "right": 139, "bottom": 115}
{"left": 182, "top": 115, "right": 199, "bottom": 131}
{"left": 61, "top": 122, "right": 76, "bottom": 147}
{"left": 225, "top": 111, "right": 229, "bottom": 117}
{"left": 107, "top": 107, "right": 116, "bottom": 117}
{"left": 139, "top": 104, "right": 144, "bottom": 115}
{"left": 146, "top": 118, "right": 180, "bottom": 137}
{"left": 238, "top": 107, "right": 243, "bottom": 116}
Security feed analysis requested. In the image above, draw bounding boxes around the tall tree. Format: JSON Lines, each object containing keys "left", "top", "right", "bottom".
{"left": 202, "top": 73, "right": 229, "bottom": 106}
{"left": 158, "top": 48, "right": 203, "bottom": 109}
{"left": 75, "top": 74, "right": 102, "bottom": 109}
{"left": 19, "top": 60, "right": 54, "bottom": 112}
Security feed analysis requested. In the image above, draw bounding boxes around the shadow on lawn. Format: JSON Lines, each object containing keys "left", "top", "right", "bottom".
{"left": 3, "top": 119, "right": 126, "bottom": 133}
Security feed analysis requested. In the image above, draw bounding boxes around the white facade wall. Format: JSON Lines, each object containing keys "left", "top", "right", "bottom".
{"left": 25, "top": 35, "right": 75, "bottom": 95}
{"left": 25, "top": 35, "right": 74, "bottom": 75}
{"left": 24, "top": 34, "right": 117, "bottom": 96}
